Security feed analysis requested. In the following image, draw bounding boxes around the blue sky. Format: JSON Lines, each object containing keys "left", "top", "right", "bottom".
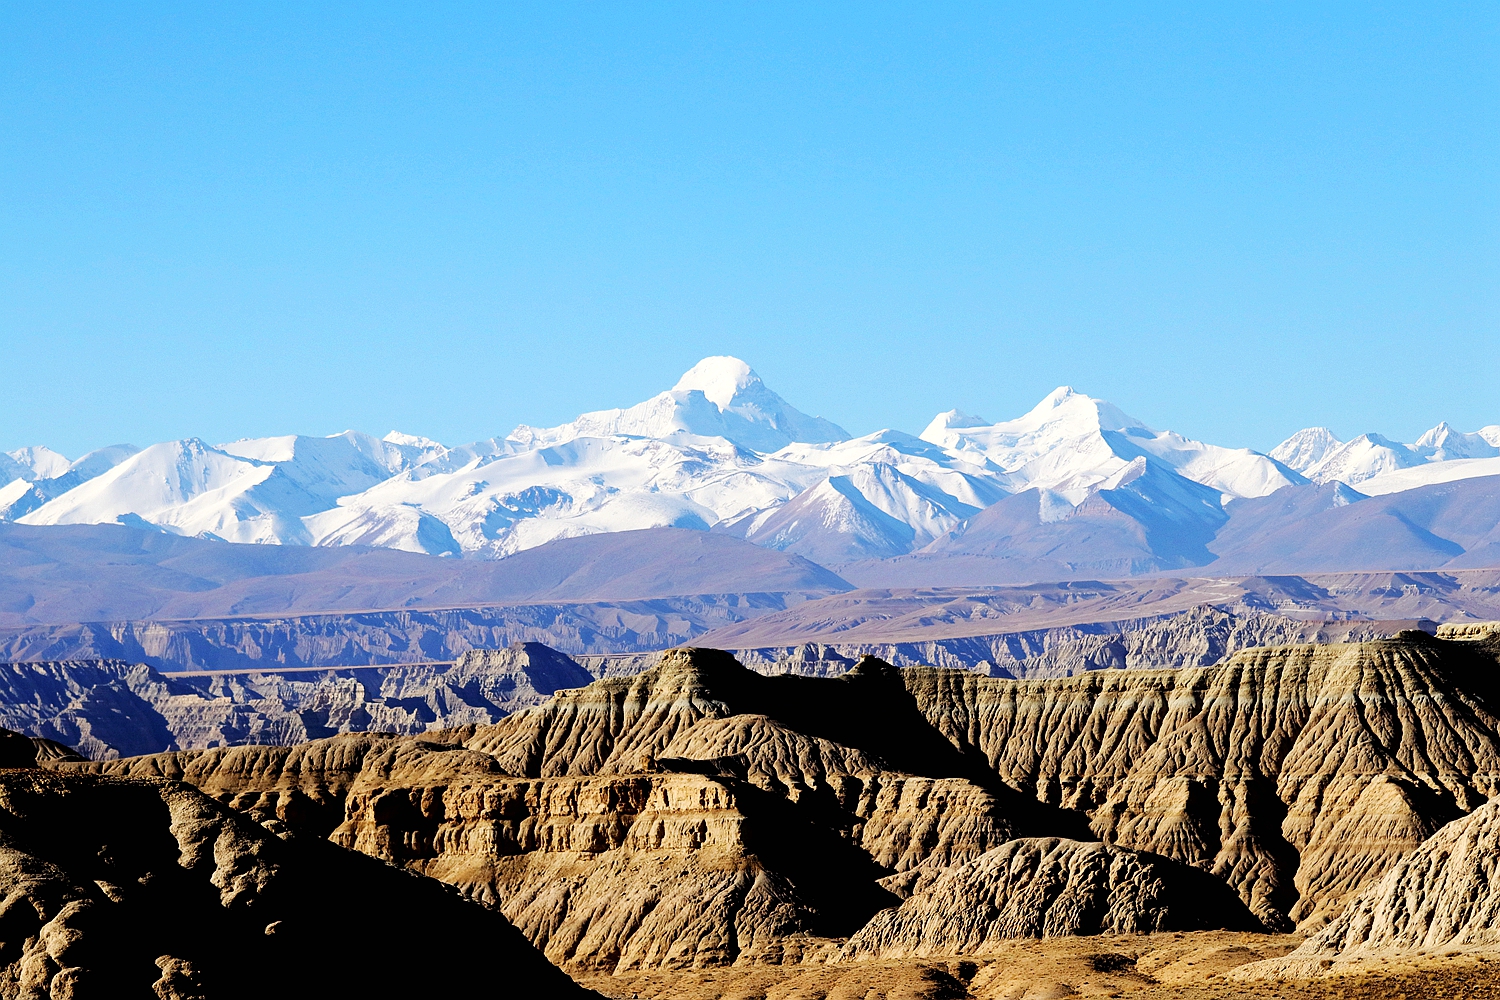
{"left": 2, "top": 3, "right": 1495, "bottom": 457}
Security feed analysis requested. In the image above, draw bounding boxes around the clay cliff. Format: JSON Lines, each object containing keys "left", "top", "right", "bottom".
{"left": 901, "top": 629, "right": 1500, "bottom": 930}
{"left": 72, "top": 652, "right": 1024, "bottom": 973}
{"left": 48, "top": 630, "right": 1500, "bottom": 976}
{"left": 0, "top": 642, "right": 593, "bottom": 758}
{"left": 0, "top": 607, "right": 1440, "bottom": 763}
{"left": 841, "top": 837, "right": 1259, "bottom": 959}
{"left": 1237, "top": 792, "right": 1500, "bottom": 978}
{"left": 0, "top": 732, "right": 597, "bottom": 998}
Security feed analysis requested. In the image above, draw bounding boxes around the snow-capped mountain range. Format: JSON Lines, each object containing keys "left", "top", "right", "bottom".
{"left": 1269, "top": 422, "right": 1500, "bottom": 494}
{"left": 3, "top": 356, "right": 1497, "bottom": 572}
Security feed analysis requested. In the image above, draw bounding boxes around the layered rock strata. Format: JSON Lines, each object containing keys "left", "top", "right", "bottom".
{"left": 841, "top": 837, "right": 1261, "bottom": 959}
{"left": 52, "top": 632, "right": 1500, "bottom": 973}
{"left": 67, "top": 652, "right": 1024, "bottom": 972}
{"left": 0, "top": 751, "right": 597, "bottom": 997}
{"left": 727, "top": 605, "right": 1415, "bottom": 678}
{"left": 1239, "top": 796, "right": 1500, "bottom": 977}
{"left": 0, "top": 609, "right": 1451, "bottom": 763}
{"left": 902, "top": 630, "right": 1500, "bottom": 929}
{"left": 0, "top": 642, "right": 593, "bottom": 758}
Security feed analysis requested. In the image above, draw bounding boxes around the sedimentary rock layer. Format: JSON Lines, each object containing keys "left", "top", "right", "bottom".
{"left": 0, "top": 642, "right": 592, "bottom": 758}
{"left": 1247, "top": 796, "right": 1500, "bottom": 977}
{"left": 0, "top": 761, "right": 597, "bottom": 997}
{"left": 67, "top": 652, "right": 1025, "bottom": 972}
{"left": 901, "top": 630, "right": 1500, "bottom": 929}
{"left": 842, "top": 837, "right": 1261, "bottom": 959}
{"left": 55, "top": 631, "right": 1500, "bottom": 972}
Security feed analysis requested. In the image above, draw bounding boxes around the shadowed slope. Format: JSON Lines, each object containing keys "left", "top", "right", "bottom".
{"left": 0, "top": 763, "right": 598, "bottom": 997}
{"left": 901, "top": 631, "right": 1500, "bottom": 930}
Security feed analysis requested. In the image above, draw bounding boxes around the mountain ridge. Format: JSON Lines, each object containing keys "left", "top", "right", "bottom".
{"left": 3, "top": 358, "right": 1496, "bottom": 585}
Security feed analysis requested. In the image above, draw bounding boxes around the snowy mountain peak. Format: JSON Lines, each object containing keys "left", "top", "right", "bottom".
{"left": 1413, "top": 421, "right": 1499, "bottom": 462}
{"left": 921, "top": 386, "right": 1146, "bottom": 462}
{"left": 6, "top": 446, "right": 71, "bottom": 481}
{"left": 923, "top": 387, "right": 1296, "bottom": 500}
{"left": 384, "top": 431, "right": 445, "bottom": 450}
{"left": 1038, "top": 386, "right": 1079, "bottom": 408}
{"left": 1414, "top": 421, "right": 1454, "bottom": 448}
{"left": 920, "top": 409, "right": 990, "bottom": 439}
{"left": 1303, "top": 433, "right": 1420, "bottom": 486}
{"left": 4, "top": 361, "right": 1490, "bottom": 570}
{"left": 510, "top": 356, "right": 848, "bottom": 454}
{"left": 1269, "top": 427, "right": 1343, "bottom": 473}
{"left": 672, "top": 356, "right": 759, "bottom": 410}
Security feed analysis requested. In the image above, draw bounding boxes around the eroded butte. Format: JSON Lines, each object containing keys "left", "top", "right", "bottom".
{"left": 5, "top": 624, "right": 1500, "bottom": 996}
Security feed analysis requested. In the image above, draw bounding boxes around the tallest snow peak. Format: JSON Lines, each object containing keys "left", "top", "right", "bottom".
{"left": 673, "top": 356, "right": 760, "bottom": 411}
{"left": 509, "top": 355, "right": 849, "bottom": 452}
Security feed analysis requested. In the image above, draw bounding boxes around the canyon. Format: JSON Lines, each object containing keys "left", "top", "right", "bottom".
{"left": 0, "top": 624, "right": 1491, "bottom": 996}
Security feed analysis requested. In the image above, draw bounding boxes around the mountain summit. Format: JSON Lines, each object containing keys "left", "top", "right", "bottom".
{"left": 921, "top": 386, "right": 1302, "bottom": 501}
{"left": 1, "top": 362, "right": 1496, "bottom": 574}
{"left": 510, "top": 356, "right": 848, "bottom": 454}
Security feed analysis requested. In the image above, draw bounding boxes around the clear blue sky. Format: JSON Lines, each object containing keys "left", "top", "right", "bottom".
{"left": 2, "top": 3, "right": 1495, "bottom": 458}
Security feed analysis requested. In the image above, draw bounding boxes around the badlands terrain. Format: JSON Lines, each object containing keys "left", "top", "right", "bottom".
{"left": 0, "top": 624, "right": 1498, "bottom": 995}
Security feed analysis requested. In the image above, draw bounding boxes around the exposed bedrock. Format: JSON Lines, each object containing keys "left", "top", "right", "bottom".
{"left": 54, "top": 631, "right": 1500, "bottom": 970}
{"left": 75, "top": 738, "right": 913, "bottom": 973}
{"left": 0, "top": 760, "right": 597, "bottom": 998}
{"left": 727, "top": 604, "right": 1418, "bottom": 678}
{"left": 62, "top": 651, "right": 1037, "bottom": 972}
{"left": 0, "top": 642, "right": 594, "bottom": 759}
{"left": 1234, "top": 796, "right": 1500, "bottom": 977}
{"left": 0, "top": 607, "right": 1446, "bottom": 764}
{"left": 841, "top": 837, "right": 1261, "bottom": 960}
{"left": 902, "top": 630, "right": 1500, "bottom": 930}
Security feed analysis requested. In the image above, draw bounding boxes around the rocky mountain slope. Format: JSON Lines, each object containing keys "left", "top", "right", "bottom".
{"left": 0, "top": 736, "right": 597, "bottom": 998}
{"left": 1238, "top": 748, "right": 1500, "bottom": 975}
{"left": 45, "top": 629, "right": 1500, "bottom": 978}
{"left": 7, "top": 558, "right": 1498, "bottom": 673}
{"left": 840, "top": 837, "right": 1260, "bottom": 959}
{"left": 712, "top": 605, "right": 1416, "bottom": 679}
{"left": 5, "top": 357, "right": 1495, "bottom": 581}
{"left": 904, "top": 628, "right": 1500, "bottom": 930}
{"left": 700, "top": 570, "right": 1500, "bottom": 648}
{"left": 0, "top": 607, "right": 1435, "bottom": 761}
{"left": 0, "top": 643, "right": 593, "bottom": 758}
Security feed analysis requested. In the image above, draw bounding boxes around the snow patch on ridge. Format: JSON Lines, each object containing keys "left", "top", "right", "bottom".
{"left": 920, "top": 386, "right": 1300, "bottom": 500}
{"left": 5, "top": 360, "right": 1495, "bottom": 569}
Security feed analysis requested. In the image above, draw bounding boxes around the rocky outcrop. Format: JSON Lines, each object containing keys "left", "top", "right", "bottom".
{"left": 472, "top": 649, "right": 999, "bottom": 785}
{"left": 0, "top": 609, "right": 1455, "bottom": 765}
{"left": 841, "top": 838, "right": 1261, "bottom": 959}
{"left": 730, "top": 606, "right": 1416, "bottom": 678}
{"left": 0, "top": 643, "right": 595, "bottom": 758}
{"left": 76, "top": 729, "right": 902, "bottom": 974}
{"left": 49, "top": 634, "right": 1500, "bottom": 973}
{"left": 61, "top": 652, "right": 1026, "bottom": 973}
{"left": 1241, "top": 796, "right": 1500, "bottom": 976}
{"left": 0, "top": 595, "right": 797, "bottom": 670}
{"left": 0, "top": 727, "right": 84, "bottom": 767}
{"left": 1437, "top": 620, "right": 1500, "bottom": 639}
{"left": 901, "top": 631, "right": 1500, "bottom": 931}
{"left": 0, "top": 766, "right": 597, "bottom": 998}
